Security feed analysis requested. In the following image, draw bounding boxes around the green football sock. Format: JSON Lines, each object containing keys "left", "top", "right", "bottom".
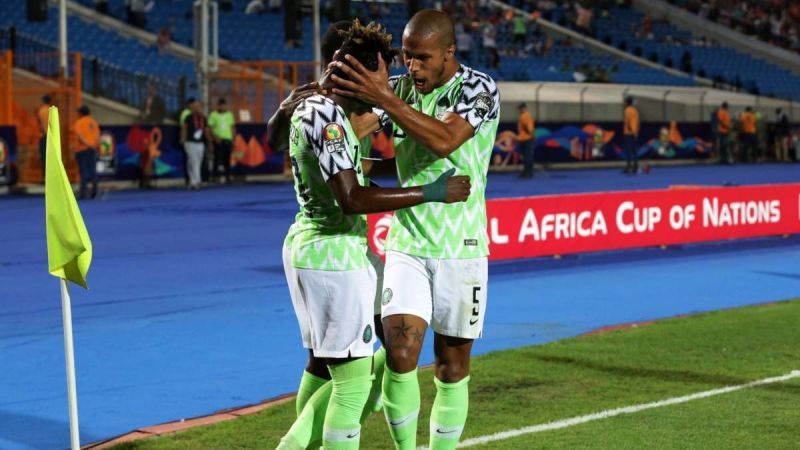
{"left": 361, "top": 346, "right": 386, "bottom": 422}
{"left": 382, "top": 367, "right": 420, "bottom": 450}
{"left": 296, "top": 371, "right": 329, "bottom": 417}
{"left": 278, "top": 381, "right": 332, "bottom": 450}
{"left": 323, "top": 357, "right": 372, "bottom": 449}
{"left": 429, "top": 376, "right": 470, "bottom": 450}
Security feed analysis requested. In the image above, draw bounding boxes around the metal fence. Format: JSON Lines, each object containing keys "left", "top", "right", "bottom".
{"left": 0, "top": 27, "right": 186, "bottom": 117}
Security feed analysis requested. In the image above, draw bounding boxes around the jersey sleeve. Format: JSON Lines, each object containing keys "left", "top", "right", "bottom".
{"left": 449, "top": 71, "right": 500, "bottom": 135}
{"left": 302, "top": 100, "right": 356, "bottom": 182}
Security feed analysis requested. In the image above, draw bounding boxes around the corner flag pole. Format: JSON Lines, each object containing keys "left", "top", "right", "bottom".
{"left": 45, "top": 106, "right": 92, "bottom": 450}
{"left": 60, "top": 279, "right": 81, "bottom": 450}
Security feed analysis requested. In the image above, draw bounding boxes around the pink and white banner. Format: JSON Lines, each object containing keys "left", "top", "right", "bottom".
{"left": 368, "top": 184, "right": 800, "bottom": 260}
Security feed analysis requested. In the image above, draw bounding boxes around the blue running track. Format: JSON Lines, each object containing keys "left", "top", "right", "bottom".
{"left": 2, "top": 164, "right": 799, "bottom": 449}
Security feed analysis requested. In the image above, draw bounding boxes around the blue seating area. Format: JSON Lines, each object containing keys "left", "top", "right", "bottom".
{"left": 594, "top": 7, "right": 800, "bottom": 100}
{"left": 72, "top": 0, "right": 690, "bottom": 86}
{"left": 1, "top": 0, "right": 193, "bottom": 111}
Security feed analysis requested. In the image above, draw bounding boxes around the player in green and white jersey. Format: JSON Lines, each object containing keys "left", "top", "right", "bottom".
{"left": 330, "top": 9, "right": 500, "bottom": 450}
{"left": 276, "top": 21, "right": 471, "bottom": 450}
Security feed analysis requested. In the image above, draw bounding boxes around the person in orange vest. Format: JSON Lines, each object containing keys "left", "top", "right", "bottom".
{"left": 517, "top": 103, "right": 535, "bottom": 178}
{"left": 37, "top": 95, "right": 53, "bottom": 171}
{"left": 623, "top": 96, "right": 640, "bottom": 174}
{"left": 73, "top": 105, "right": 101, "bottom": 199}
{"left": 739, "top": 106, "right": 757, "bottom": 163}
{"left": 716, "top": 102, "right": 732, "bottom": 164}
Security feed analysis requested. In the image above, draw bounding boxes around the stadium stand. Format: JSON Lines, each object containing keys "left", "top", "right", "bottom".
{"left": 72, "top": 0, "right": 692, "bottom": 86}
{"left": 555, "top": 3, "right": 800, "bottom": 100}
{"left": 0, "top": 0, "right": 193, "bottom": 114}
{"left": 667, "top": 0, "right": 800, "bottom": 55}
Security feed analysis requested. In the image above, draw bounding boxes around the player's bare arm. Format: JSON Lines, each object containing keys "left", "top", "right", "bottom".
{"left": 328, "top": 168, "right": 469, "bottom": 215}
{"left": 331, "top": 53, "right": 473, "bottom": 158}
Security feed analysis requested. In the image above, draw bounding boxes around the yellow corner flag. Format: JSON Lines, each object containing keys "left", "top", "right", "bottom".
{"left": 45, "top": 106, "right": 92, "bottom": 288}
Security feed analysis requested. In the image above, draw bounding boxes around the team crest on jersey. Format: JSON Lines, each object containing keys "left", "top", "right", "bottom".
{"left": 323, "top": 123, "right": 346, "bottom": 153}
{"left": 381, "top": 288, "right": 393, "bottom": 305}
{"left": 473, "top": 92, "right": 494, "bottom": 118}
{"left": 362, "top": 324, "right": 373, "bottom": 343}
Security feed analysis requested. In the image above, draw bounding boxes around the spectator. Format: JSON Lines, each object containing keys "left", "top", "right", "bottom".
{"left": 180, "top": 99, "right": 211, "bottom": 190}
{"left": 738, "top": 106, "right": 757, "bottom": 162}
{"left": 220, "top": 0, "right": 233, "bottom": 12}
{"left": 716, "top": 102, "right": 732, "bottom": 164}
{"left": 73, "top": 106, "right": 101, "bottom": 199}
{"left": 155, "top": 26, "right": 172, "bottom": 54}
{"left": 36, "top": 95, "right": 53, "bottom": 173}
{"left": 95, "top": 0, "right": 109, "bottom": 14}
{"left": 284, "top": 0, "right": 301, "bottom": 48}
{"left": 622, "top": 96, "right": 640, "bottom": 174}
{"left": 245, "top": 0, "right": 265, "bottom": 14}
{"left": 126, "top": 0, "right": 148, "bottom": 29}
{"left": 178, "top": 98, "right": 195, "bottom": 186}
{"left": 681, "top": 50, "right": 693, "bottom": 73}
{"left": 268, "top": 0, "right": 281, "bottom": 14}
{"left": 517, "top": 103, "right": 536, "bottom": 179}
{"left": 512, "top": 14, "right": 527, "bottom": 48}
{"left": 141, "top": 84, "right": 166, "bottom": 125}
{"left": 774, "top": 108, "right": 791, "bottom": 162}
{"left": 575, "top": 2, "right": 593, "bottom": 35}
{"left": 456, "top": 28, "right": 473, "bottom": 63}
{"left": 482, "top": 21, "right": 500, "bottom": 68}
{"left": 208, "top": 98, "right": 236, "bottom": 183}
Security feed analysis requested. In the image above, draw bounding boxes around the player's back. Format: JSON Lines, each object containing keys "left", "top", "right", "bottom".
{"left": 287, "top": 95, "right": 369, "bottom": 271}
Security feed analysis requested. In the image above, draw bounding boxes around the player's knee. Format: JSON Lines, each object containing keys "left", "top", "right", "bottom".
{"left": 385, "top": 346, "right": 418, "bottom": 373}
{"left": 435, "top": 361, "right": 469, "bottom": 383}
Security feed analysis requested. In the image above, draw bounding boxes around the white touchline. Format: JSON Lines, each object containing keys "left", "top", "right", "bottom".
{"left": 421, "top": 369, "right": 800, "bottom": 449}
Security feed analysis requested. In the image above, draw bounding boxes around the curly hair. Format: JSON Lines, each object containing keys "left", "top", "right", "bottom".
{"left": 332, "top": 19, "right": 398, "bottom": 77}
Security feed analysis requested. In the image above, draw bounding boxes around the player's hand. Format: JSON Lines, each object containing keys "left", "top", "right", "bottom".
{"left": 422, "top": 168, "right": 471, "bottom": 203}
{"left": 445, "top": 175, "right": 471, "bottom": 203}
{"left": 279, "top": 82, "right": 324, "bottom": 114}
{"left": 331, "top": 53, "right": 395, "bottom": 107}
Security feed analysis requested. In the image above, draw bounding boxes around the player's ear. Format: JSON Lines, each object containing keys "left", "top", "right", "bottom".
{"left": 444, "top": 44, "right": 456, "bottom": 61}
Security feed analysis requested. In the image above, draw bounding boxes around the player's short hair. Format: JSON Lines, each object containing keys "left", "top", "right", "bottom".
{"left": 331, "top": 19, "right": 398, "bottom": 81}
{"left": 321, "top": 20, "right": 353, "bottom": 65}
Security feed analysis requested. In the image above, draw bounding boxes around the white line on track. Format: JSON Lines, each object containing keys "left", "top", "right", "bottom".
{"left": 420, "top": 369, "right": 800, "bottom": 449}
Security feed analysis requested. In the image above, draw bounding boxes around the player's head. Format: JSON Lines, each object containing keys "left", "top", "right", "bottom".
{"left": 518, "top": 103, "right": 527, "bottom": 112}
{"left": 721, "top": 101, "right": 728, "bottom": 109}
{"left": 321, "top": 20, "right": 397, "bottom": 97}
{"left": 42, "top": 94, "right": 52, "bottom": 104}
{"left": 321, "top": 20, "right": 353, "bottom": 66}
{"left": 217, "top": 97, "right": 227, "bottom": 111}
{"left": 746, "top": 106, "right": 753, "bottom": 112}
{"left": 402, "top": 9, "right": 457, "bottom": 94}
{"left": 77, "top": 105, "right": 90, "bottom": 117}
{"left": 624, "top": 96, "right": 633, "bottom": 106}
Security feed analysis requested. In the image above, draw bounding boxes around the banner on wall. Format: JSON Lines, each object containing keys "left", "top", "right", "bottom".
{"left": 96, "top": 131, "right": 116, "bottom": 176}
{"left": 368, "top": 184, "right": 800, "bottom": 260}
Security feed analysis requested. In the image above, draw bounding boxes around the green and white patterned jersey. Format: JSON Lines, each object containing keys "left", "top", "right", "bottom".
{"left": 284, "top": 95, "right": 371, "bottom": 271}
{"left": 383, "top": 65, "right": 500, "bottom": 259}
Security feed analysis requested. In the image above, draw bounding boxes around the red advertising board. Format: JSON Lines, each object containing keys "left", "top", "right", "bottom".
{"left": 368, "top": 184, "right": 800, "bottom": 260}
